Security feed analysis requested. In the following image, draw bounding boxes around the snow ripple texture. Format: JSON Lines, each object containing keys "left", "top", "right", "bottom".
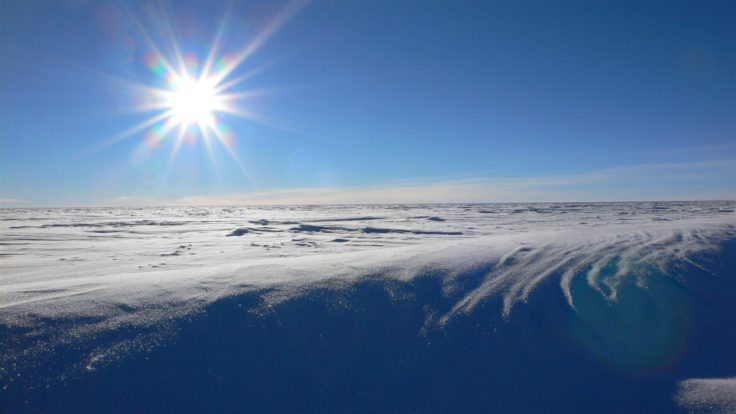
{"left": 1, "top": 201, "right": 735, "bottom": 412}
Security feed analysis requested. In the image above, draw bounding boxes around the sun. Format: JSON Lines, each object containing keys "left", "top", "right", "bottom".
{"left": 90, "top": 1, "right": 308, "bottom": 174}
{"left": 165, "top": 76, "right": 223, "bottom": 126}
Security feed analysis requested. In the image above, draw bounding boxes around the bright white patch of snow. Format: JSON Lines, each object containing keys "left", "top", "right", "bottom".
{"left": 677, "top": 377, "right": 736, "bottom": 413}
{"left": 1, "top": 202, "right": 732, "bottom": 330}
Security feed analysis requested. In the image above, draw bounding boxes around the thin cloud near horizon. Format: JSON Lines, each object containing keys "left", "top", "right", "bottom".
{"left": 11, "top": 159, "right": 729, "bottom": 208}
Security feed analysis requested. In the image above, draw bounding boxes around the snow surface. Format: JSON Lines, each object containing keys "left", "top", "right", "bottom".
{"left": 677, "top": 377, "right": 736, "bottom": 413}
{"left": 1, "top": 201, "right": 735, "bottom": 412}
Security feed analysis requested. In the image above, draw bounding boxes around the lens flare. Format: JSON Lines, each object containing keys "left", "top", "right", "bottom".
{"left": 84, "top": 1, "right": 308, "bottom": 181}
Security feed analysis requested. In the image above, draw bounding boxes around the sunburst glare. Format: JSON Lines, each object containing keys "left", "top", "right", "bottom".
{"left": 87, "top": 1, "right": 307, "bottom": 179}
{"left": 142, "top": 54, "right": 240, "bottom": 150}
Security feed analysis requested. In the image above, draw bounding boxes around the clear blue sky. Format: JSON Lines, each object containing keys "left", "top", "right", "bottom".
{"left": 1, "top": 0, "right": 734, "bottom": 206}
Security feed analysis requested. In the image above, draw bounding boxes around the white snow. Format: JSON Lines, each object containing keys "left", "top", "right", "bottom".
{"left": 1, "top": 201, "right": 735, "bottom": 402}
{"left": 677, "top": 377, "right": 736, "bottom": 413}
{"left": 1, "top": 202, "right": 733, "bottom": 329}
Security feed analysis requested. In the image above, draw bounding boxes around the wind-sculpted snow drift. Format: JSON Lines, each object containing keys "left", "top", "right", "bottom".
{"left": 1, "top": 202, "right": 735, "bottom": 412}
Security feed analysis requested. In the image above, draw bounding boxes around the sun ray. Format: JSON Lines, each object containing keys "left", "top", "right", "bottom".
{"left": 200, "top": 1, "right": 234, "bottom": 81}
{"left": 157, "top": 2, "right": 189, "bottom": 77}
{"left": 210, "top": 121, "right": 254, "bottom": 181}
{"left": 218, "top": 88, "right": 276, "bottom": 103}
{"left": 210, "top": 0, "right": 308, "bottom": 85}
{"left": 198, "top": 121, "right": 224, "bottom": 181}
{"left": 212, "top": 62, "right": 275, "bottom": 94}
{"left": 160, "top": 122, "right": 189, "bottom": 183}
{"left": 79, "top": 110, "right": 175, "bottom": 159}
{"left": 143, "top": 116, "right": 180, "bottom": 151}
{"left": 81, "top": 1, "right": 306, "bottom": 182}
{"left": 217, "top": 106, "right": 306, "bottom": 136}
{"left": 119, "top": 3, "right": 179, "bottom": 78}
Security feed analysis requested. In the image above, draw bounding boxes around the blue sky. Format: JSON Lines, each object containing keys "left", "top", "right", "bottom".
{"left": 1, "top": 0, "right": 734, "bottom": 206}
